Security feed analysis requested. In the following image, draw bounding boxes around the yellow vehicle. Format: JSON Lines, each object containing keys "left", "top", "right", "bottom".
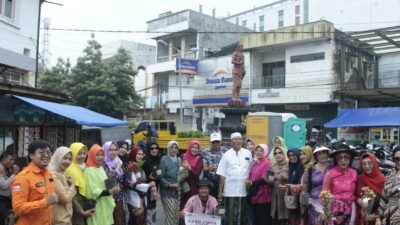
{"left": 133, "top": 120, "right": 209, "bottom": 152}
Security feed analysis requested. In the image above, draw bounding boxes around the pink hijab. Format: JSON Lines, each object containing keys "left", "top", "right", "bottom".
{"left": 182, "top": 140, "right": 201, "bottom": 168}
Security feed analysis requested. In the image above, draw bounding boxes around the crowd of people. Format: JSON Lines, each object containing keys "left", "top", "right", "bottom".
{"left": 0, "top": 131, "right": 400, "bottom": 225}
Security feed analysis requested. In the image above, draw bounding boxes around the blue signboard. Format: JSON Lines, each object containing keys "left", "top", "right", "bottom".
{"left": 176, "top": 58, "right": 198, "bottom": 75}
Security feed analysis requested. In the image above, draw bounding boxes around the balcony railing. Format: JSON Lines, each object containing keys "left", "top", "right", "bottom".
{"left": 252, "top": 75, "right": 285, "bottom": 89}
{"left": 157, "top": 51, "right": 197, "bottom": 63}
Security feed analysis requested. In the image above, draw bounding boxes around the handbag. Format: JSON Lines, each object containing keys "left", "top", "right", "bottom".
{"left": 83, "top": 199, "right": 97, "bottom": 211}
{"left": 284, "top": 189, "right": 298, "bottom": 209}
{"left": 181, "top": 181, "right": 190, "bottom": 194}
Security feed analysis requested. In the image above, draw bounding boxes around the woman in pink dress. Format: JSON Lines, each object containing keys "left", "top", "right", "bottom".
{"left": 322, "top": 144, "right": 357, "bottom": 225}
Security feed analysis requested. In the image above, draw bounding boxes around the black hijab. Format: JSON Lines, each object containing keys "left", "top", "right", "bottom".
{"left": 142, "top": 142, "right": 161, "bottom": 178}
{"left": 287, "top": 148, "right": 304, "bottom": 184}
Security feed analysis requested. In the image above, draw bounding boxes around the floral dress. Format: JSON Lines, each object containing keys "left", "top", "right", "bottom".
{"left": 378, "top": 170, "right": 400, "bottom": 225}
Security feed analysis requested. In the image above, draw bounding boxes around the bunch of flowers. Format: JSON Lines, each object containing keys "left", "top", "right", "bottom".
{"left": 319, "top": 190, "right": 333, "bottom": 225}
{"left": 360, "top": 186, "right": 376, "bottom": 213}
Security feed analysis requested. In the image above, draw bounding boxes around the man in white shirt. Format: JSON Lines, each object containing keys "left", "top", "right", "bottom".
{"left": 217, "top": 132, "right": 252, "bottom": 225}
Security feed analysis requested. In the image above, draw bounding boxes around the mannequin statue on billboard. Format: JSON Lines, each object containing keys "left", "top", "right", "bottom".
{"left": 231, "top": 43, "right": 246, "bottom": 101}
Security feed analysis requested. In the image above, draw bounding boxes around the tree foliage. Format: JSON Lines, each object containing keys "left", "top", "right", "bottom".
{"left": 38, "top": 57, "right": 71, "bottom": 94}
{"left": 38, "top": 35, "right": 142, "bottom": 119}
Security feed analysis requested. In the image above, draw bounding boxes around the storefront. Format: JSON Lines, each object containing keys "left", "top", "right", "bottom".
{"left": 0, "top": 95, "right": 127, "bottom": 160}
{"left": 325, "top": 107, "right": 400, "bottom": 146}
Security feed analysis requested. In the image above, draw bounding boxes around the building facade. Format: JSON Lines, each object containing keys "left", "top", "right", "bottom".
{"left": 0, "top": 0, "right": 40, "bottom": 87}
{"left": 239, "top": 21, "right": 377, "bottom": 136}
{"left": 225, "top": 0, "right": 400, "bottom": 32}
{"left": 145, "top": 9, "right": 251, "bottom": 130}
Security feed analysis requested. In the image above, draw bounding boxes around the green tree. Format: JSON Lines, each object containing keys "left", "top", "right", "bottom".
{"left": 66, "top": 34, "right": 142, "bottom": 118}
{"left": 38, "top": 57, "right": 71, "bottom": 93}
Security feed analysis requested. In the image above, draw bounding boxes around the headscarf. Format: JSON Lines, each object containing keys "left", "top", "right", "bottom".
{"left": 103, "top": 141, "right": 123, "bottom": 175}
{"left": 300, "top": 146, "right": 314, "bottom": 171}
{"left": 357, "top": 152, "right": 385, "bottom": 196}
{"left": 117, "top": 140, "right": 129, "bottom": 165}
{"left": 167, "top": 141, "right": 179, "bottom": 162}
{"left": 65, "top": 142, "right": 87, "bottom": 197}
{"left": 145, "top": 142, "right": 161, "bottom": 166}
{"left": 256, "top": 144, "right": 269, "bottom": 157}
{"left": 128, "top": 147, "right": 145, "bottom": 172}
{"left": 182, "top": 140, "right": 201, "bottom": 168}
{"left": 287, "top": 148, "right": 304, "bottom": 184}
{"left": 272, "top": 146, "right": 288, "bottom": 166}
{"left": 86, "top": 144, "right": 104, "bottom": 168}
{"left": 49, "top": 146, "right": 71, "bottom": 172}
{"left": 269, "top": 137, "right": 288, "bottom": 164}
{"left": 137, "top": 140, "right": 146, "bottom": 149}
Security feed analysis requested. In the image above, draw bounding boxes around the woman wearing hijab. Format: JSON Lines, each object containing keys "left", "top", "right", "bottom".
{"left": 269, "top": 136, "right": 288, "bottom": 164}
{"left": 269, "top": 146, "right": 289, "bottom": 225}
{"left": 180, "top": 140, "right": 203, "bottom": 210}
{"left": 65, "top": 142, "right": 94, "bottom": 225}
{"left": 49, "top": 146, "right": 76, "bottom": 225}
{"left": 126, "top": 147, "right": 155, "bottom": 225}
{"left": 300, "top": 146, "right": 314, "bottom": 172}
{"left": 103, "top": 141, "right": 126, "bottom": 225}
{"left": 142, "top": 142, "right": 161, "bottom": 225}
{"left": 246, "top": 144, "right": 271, "bottom": 225}
{"left": 322, "top": 144, "right": 357, "bottom": 225}
{"left": 356, "top": 152, "right": 385, "bottom": 225}
{"left": 159, "top": 141, "right": 181, "bottom": 225}
{"left": 286, "top": 148, "right": 304, "bottom": 225}
{"left": 117, "top": 140, "right": 130, "bottom": 168}
{"left": 377, "top": 146, "right": 400, "bottom": 225}
{"left": 84, "top": 144, "right": 120, "bottom": 225}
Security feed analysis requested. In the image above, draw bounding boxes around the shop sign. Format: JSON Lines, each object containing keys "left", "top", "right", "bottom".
{"left": 258, "top": 89, "right": 279, "bottom": 98}
{"left": 285, "top": 104, "right": 310, "bottom": 111}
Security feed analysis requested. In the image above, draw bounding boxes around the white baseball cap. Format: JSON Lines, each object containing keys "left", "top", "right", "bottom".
{"left": 210, "top": 132, "right": 222, "bottom": 142}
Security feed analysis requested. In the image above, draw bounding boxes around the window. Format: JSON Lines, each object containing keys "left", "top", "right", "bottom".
{"left": 295, "top": 16, "right": 300, "bottom": 25}
{"left": 304, "top": 0, "right": 309, "bottom": 23}
{"left": 0, "top": 0, "right": 14, "bottom": 19}
{"left": 259, "top": 15, "right": 265, "bottom": 32}
{"left": 290, "top": 52, "right": 325, "bottom": 63}
{"left": 278, "top": 10, "right": 284, "bottom": 28}
{"left": 242, "top": 20, "right": 247, "bottom": 28}
{"left": 159, "top": 122, "right": 168, "bottom": 131}
{"left": 0, "top": 71, "right": 22, "bottom": 85}
{"left": 23, "top": 48, "right": 31, "bottom": 57}
{"left": 262, "top": 61, "right": 285, "bottom": 88}
{"left": 295, "top": 5, "right": 300, "bottom": 15}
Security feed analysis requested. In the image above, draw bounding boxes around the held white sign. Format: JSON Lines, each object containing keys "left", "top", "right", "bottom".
{"left": 184, "top": 213, "right": 221, "bottom": 225}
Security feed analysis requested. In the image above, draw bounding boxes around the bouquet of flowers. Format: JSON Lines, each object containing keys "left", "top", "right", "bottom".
{"left": 360, "top": 186, "right": 377, "bottom": 214}
{"left": 319, "top": 190, "right": 333, "bottom": 225}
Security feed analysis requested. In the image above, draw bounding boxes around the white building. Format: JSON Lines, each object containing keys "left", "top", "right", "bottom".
{"left": 240, "top": 20, "right": 377, "bottom": 132}
{"left": 0, "top": 0, "right": 40, "bottom": 87}
{"left": 225, "top": 0, "right": 400, "bottom": 32}
{"left": 145, "top": 9, "right": 251, "bottom": 130}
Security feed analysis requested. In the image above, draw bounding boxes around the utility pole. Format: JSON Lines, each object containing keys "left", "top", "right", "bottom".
{"left": 178, "top": 57, "right": 183, "bottom": 129}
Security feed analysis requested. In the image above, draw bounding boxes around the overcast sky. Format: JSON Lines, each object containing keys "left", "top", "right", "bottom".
{"left": 41, "top": 0, "right": 272, "bottom": 66}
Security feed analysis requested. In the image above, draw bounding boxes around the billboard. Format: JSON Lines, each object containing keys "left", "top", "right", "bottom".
{"left": 176, "top": 58, "right": 198, "bottom": 75}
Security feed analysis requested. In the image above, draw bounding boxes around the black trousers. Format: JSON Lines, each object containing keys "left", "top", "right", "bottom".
{"left": 253, "top": 203, "right": 271, "bottom": 225}
{"left": 0, "top": 195, "right": 11, "bottom": 225}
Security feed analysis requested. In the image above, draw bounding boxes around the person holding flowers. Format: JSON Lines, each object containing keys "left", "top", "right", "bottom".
{"left": 355, "top": 152, "right": 385, "bottom": 225}
{"left": 322, "top": 144, "right": 357, "bottom": 225}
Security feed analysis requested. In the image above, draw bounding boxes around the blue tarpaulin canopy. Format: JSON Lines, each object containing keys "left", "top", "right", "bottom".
{"left": 324, "top": 107, "right": 400, "bottom": 128}
{"left": 14, "top": 95, "right": 128, "bottom": 127}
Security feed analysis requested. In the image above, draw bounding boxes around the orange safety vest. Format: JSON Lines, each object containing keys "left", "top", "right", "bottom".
{"left": 11, "top": 163, "right": 55, "bottom": 225}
